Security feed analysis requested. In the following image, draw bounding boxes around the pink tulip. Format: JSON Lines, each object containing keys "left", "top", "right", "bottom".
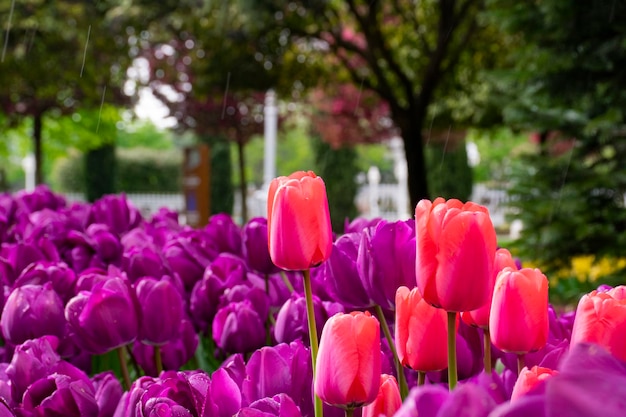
{"left": 395, "top": 286, "right": 449, "bottom": 372}
{"left": 570, "top": 286, "right": 626, "bottom": 362}
{"left": 415, "top": 198, "right": 497, "bottom": 312}
{"left": 511, "top": 366, "right": 558, "bottom": 401}
{"left": 490, "top": 267, "right": 549, "bottom": 354}
{"left": 267, "top": 171, "right": 333, "bottom": 271}
{"left": 315, "top": 311, "right": 381, "bottom": 408}
{"left": 462, "top": 248, "right": 518, "bottom": 329}
{"left": 362, "top": 374, "right": 402, "bottom": 417}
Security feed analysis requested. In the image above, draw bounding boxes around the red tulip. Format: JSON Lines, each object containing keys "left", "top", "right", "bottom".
{"left": 314, "top": 311, "right": 381, "bottom": 408}
{"left": 395, "top": 286, "right": 448, "bottom": 372}
{"left": 362, "top": 374, "right": 402, "bottom": 417}
{"left": 490, "top": 267, "right": 549, "bottom": 354}
{"left": 462, "top": 248, "right": 518, "bottom": 329}
{"left": 415, "top": 198, "right": 497, "bottom": 312}
{"left": 267, "top": 171, "right": 333, "bottom": 271}
{"left": 570, "top": 286, "right": 626, "bottom": 362}
{"left": 511, "top": 366, "right": 558, "bottom": 401}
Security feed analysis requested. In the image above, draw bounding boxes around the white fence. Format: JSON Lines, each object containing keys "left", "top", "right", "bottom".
{"left": 64, "top": 183, "right": 512, "bottom": 234}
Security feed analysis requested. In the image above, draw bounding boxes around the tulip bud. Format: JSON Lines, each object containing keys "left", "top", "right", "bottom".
{"left": 415, "top": 198, "right": 497, "bottom": 312}
{"left": 315, "top": 311, "right": 381, "bottom": 408}
{"left": 570, "top": 286, "right": 626, "bottom": 362}
{"left": 242, "top": 217, "right": 280, "bottom": 275}
{"left": 490, "top": 268, "right": 549, "bottom": 354}
{"left": 136, "top": 276, "right": 184, "bottom": 346}
{"left": 395, "top": 286, "right": 449, "bottom": 372}
{"left": 362, "top": 374, "right": 402, "bottom": 417}
{"left": 65, "top": 276, "right": 140, "bottom": 355}
{"left": 1, "top": 283, "right": 66, "bottom": 345}
{"left": 267, "top": 171, "right": 333, "bottom": 270}
{"left": 511, "top": 366, "right": 558, "bottom": 401}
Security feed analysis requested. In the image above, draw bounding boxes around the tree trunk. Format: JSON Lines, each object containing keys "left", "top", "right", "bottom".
{"left": 33, "top": 112, "right": 43, "bottom": 185}
{"left": 236, "top": 132, "right": 248, "bottom": 223}
{"left": 398, "top": 113, "right": 430, "bottom": 211}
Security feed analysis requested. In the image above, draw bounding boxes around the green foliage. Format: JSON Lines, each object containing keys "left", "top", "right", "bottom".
{"left": 199, "top": 137, "right": 233, "bottom": 215}
{"left": 53, "top": 148, "right": 182, "bottom": 193}
{"left": 116, "top": 148, "right": 182, "bottom": 193}
{"left": 425, "top": 141, "right": 473, "bottom": 201}
{"left": 487, "top": 0, "right": 626, "bottom": 287}
{"left": 84, "top": 143, "right": 116, "bottom": 202}
{"left": 313, "top": 138, "right": 359, "bottom": 233}
{"left": 507, "top": 146, "right": 626, "bottom": 276}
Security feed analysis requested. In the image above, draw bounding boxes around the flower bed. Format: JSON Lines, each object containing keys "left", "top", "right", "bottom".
{"left": 0, "top": 181, "right": 623, "bottom": 417}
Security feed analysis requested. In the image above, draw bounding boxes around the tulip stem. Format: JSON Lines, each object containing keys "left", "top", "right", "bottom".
{"left": 374, "top": 305, "right": 408, "bottom": 400}
{"left": 483, "top": 328, "right": 492, "bottom": 375}
{"left": 418, "top": 371, "right": 426, "bottom": 386}
{"left": 117, "top": 346, "right": 131, "bottom": 391}
{"left": 303, "top": 268, "right": 323, "bottom": 417}
{"left": 155, "top": 345, "right": 163, "bottom": 375}
{"left": 345, "top": 408, "right": 354, "bottom": 417}
{"left": 517, "top": 354, "right": 525, "bottom": 376}
{"left": 447, "top": 311, "right": 458, "bottom": 391}
{"left": 280, "top": 271, "right": 295, "bottom": 293}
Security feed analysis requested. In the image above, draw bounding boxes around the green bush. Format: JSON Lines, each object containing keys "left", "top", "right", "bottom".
{"left": 313, "top": 137, "right": 359, "bottom": 233}
{"left": 425, "top": 140, "right": 473, "bottom": 201}
{"left": 84, "top": 143, "right": 116, "bottom": 202}
{"left": 53, "top": 147, "right": 182, "bottom": 193}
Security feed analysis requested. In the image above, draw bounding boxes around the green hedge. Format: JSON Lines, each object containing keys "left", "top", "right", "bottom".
{"left": 53, "top": 147, "right": 182, "bottom": 193}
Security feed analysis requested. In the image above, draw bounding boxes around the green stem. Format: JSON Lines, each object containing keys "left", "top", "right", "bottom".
{"left": 303, "top": 269, "right": 323, "bottom": 417}
{"left": 374, "top": 305, "right": 408, "bottom": 400}
{"left": 418, "top": 371, "right": 426, "bottom": 386}
{"left": 447, "top": 311, "right": 458, "bottom": 391}
{"left": 483, "top": 328, "right": 492, "bottom": 375}
{"left": 117, "top": 346, "right": 131, "bottom": 391}
{"left": 126, "top": 344, "right": 142, "bottom": 378}
{"left": 517, "top": 354, "right": 525, "bottom": 376}
{"left": 280, "top": 270, "right": 295, "bottom": 293}
{"left": 345, "top": 408, "right": 354, "bottom": 417}
{"left": 155, "top": 345, "right": 163, "bottom": 375}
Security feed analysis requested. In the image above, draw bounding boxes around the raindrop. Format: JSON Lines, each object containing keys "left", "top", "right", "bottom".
{"left": 182, "top": 56, "right": 192, "bottom": 65}
{"left": 185, "top": 39, "right": 194, "bottom": 49}
{"left": 72, "top": 113, "right": 81, "bottom": 122}
{"left": 196, "top": 49, "right": 205, "bottom": 58}
{"left": 264, "top": 61, "right": 273, "bottom": 70}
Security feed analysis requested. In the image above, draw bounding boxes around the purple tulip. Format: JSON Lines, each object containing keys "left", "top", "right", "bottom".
{"left": 136, "top": 276, "right": 184, "bottom": 345}
{"left": 21, "top": 208, "right": 73, "bottom": 247}
{"left": 243, "top": 341, "right": 313, "bottom": 417}
{"left": 343, "top": 217, "right": 384, "bottom": 234}
{"left": 92, "top": 372, "right": 123, "bottom": 417}
{"left": 237, "top": 394, "right": 302, "bottom": 417}
{"left": 20, "top": 369, "right": 99, "bottom": 417}
{"left": 122, "top": 245, "right": 169, "bottom": 283}
{"left": 6, "top": 336, "right": 92, "bottom": 405}
{"left": 88, "top": 194, "right": 142, "bottom": 236}
{"left": 13, "top": 261, "right": 77, "bottom": 303}
{"left": 0, "top": 241, "right": 59, "bottom": 286}
{"left": 394, "top": 385, "right": 449, "bottom": 417}
{"left": 163, "top": 229, "right": 218, "bottom": 290}
{"left": 357, "top": 220, "right": 416, "bottom": 310}
{"left": 204, "top": 368, "right": 243, "bottom": 417}
{"left": 65, "top": 275, "right": 140, "bottom": 354}
{"left": 204, "top": 213, "right": 242, "bottom": 256}
{"left": 320, "top": 232, "right": 371, "bottom": 309}
{"left": 87, "top": 224, "right": 123, "bottom": 264}
{"left": 246, "top": 272, "right": 292, "bottom": 310}
{"left": 242, "top": 217, "right": 279, "bottom": 275}
{"left": 13, "top": 185, "right": 66, "bottom": 215}
{"left": 213, "top": 298, "right": 267, "bottom": 354}
{"left": 0, "top": 364, "right": 13, "bottom": 408}
{"left": 190, "top": 254, "right": 247, "bottom": 333}
{"left": 1, "top": 283, "right": 66, "bottom": 345}
{"left": 132, "top": 318, "right": 199, "bottom": 376}
{"left": 113, "top": 371, "right": 211, "bottom": 417}
{"left": 273, "top": 293, "right": 328, "bottom": 345}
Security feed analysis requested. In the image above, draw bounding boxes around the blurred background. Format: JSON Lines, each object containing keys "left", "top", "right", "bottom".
{"left": 1, "top": 0, "right": 625, "bottom": 301}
